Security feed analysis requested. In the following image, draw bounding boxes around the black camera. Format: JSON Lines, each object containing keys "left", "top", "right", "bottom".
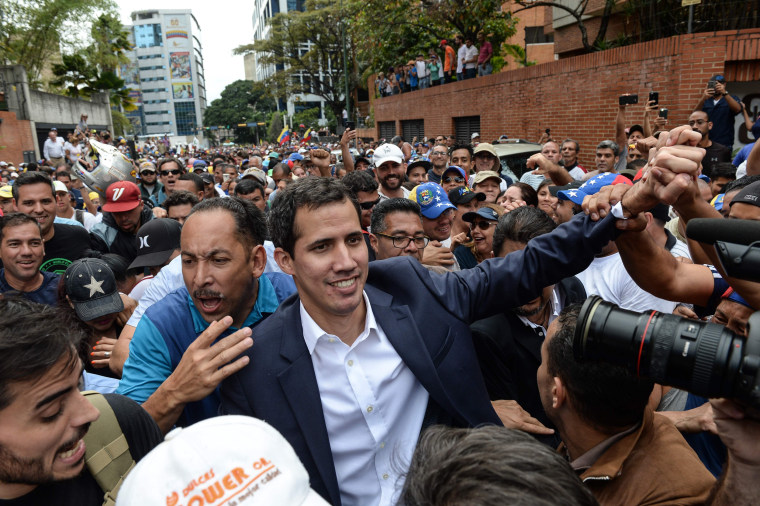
{"left": 574, "top": 296, "right": 760, "bottom": 412}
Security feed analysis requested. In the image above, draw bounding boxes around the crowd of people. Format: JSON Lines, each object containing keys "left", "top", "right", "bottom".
{"left": 375, "top": 33, "right": 493, "bottom": 97}
{"left": 1, "top": 73, "right": 760, "bottom": 506}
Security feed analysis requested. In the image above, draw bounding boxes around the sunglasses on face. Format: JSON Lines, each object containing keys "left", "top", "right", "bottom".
{"left": 141, "top": 170, "right": 156, "bottom": 176}
{"left": 444, "top": 176, "right": 464, "bottom": 184}
{"left": 160, "top": 169, "right": 182, "bottom": 176}
{"left": 359, "top": 198, "right": 381, "bottom": 210}
{"left": 470, "top": 220, "right": 496, "bottom": 230}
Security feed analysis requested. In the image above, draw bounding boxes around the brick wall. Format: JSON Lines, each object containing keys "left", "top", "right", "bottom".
{"left": 0, "top": 111, "right": 35, "bottom": 166}
{"left": 371, "top": 29, "right": 760, "bottom": 168}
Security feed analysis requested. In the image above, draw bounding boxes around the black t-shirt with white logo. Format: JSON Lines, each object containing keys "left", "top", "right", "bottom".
{"left": 40, "top": 224, "right": 106, "bottom": 274}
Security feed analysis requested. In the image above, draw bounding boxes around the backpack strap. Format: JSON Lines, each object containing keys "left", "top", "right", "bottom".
{"left": 82, "top": 391, "right": 136, "bottom": 506}
{"left": 75, "top": 209, "right": 85, "bottom": 226}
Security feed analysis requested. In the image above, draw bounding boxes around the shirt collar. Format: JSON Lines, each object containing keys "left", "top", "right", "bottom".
{"left": 517, "top": 285, "right": 561, "bottom": 330}
{"left": 186, "top": 274, "right": 280, "bottom": 333}
{"left": 301, "top": 291, "right": 377, "bottom": 354}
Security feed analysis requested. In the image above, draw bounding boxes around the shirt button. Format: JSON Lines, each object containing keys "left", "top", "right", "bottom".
{"left": 379, "top": 442, "right": 385, "bottom": 449}
{"left": 347, "top": 359, "right": 354, "bottom": 367}
{"left": 367, "top": 405, "right": 373, "bottom": 413}
{"left": 382, "top": 473, "right": 389, "bottom": 480}
{"left": 328, "top": 338, "right": 336, "bottom": 343}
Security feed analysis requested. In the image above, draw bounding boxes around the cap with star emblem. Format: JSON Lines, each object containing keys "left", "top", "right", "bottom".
{"left": 64, "top": 258, "right": 124, "bottom": 321}
{"left": 409, "top": 182, "right": 457, "bottom": 219}
{"left": 557, "top": 173, "right": 632, "bottom": 205}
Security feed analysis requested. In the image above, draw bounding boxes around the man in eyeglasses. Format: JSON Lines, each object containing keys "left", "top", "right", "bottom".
{"left": 152, "top": 157, "right": 186, "bottom": 205}
{"left": 688, "top": 110, "right": 731, "bottom": 178}
{"left": 138, "top": 161, "right": 163, "bottom": 202}
{"left": 369, "top": 199, "right": 428, "bottom": 262}
{"left": 426, "top": 145, "right": 450, "bottom": 184}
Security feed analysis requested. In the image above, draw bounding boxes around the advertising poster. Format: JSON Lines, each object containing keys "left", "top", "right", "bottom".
{"left": 170, "top": 52, "right": 192, "bottom": 80}
{"left": 120, "top": 62, "right": 139, "bottom": 85}
{"left": 172, "top": 83, "right": 194, "bottom": 99}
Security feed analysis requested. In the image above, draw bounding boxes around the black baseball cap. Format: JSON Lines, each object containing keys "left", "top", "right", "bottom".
{"left": 549, "top": 181, "right": 582, "bottom": 197}
{"left": 448, "top": 186, "right": 486, "bottom": 206}
{"left": 129, "top": 218, "right": 183, "bottom": 270}
{"left": 64, "top": 258, "right": 124, "bottom": 321}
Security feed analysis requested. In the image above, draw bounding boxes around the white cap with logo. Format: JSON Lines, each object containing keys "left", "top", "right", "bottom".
{"left": 372, "top": 143, "right": 404, "bottom": 167}
{"left": 116, "top": 415, "right": 330, "bottom": 506}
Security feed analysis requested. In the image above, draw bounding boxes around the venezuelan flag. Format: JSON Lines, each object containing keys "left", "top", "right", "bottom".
{"left": 302, "top": 128, "right": 313, "bottom": 143}
{"left": 277, "top": 127, "right": 290, "bottom": 145}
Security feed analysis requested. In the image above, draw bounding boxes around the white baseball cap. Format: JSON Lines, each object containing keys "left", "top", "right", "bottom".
{"left": 372, "top": 143, "right": 404, "bottom": 167}
{"left": 116, "top": 416, "right": 330, "bottom": 506}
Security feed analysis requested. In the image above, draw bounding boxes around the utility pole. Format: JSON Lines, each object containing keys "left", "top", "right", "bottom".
{"left": 340, "top": 0, "right": 350, "bottom": 129}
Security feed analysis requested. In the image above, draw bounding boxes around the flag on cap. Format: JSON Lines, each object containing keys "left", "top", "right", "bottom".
{"left": 557, "top": 172, "right": 632, "bottom": 205}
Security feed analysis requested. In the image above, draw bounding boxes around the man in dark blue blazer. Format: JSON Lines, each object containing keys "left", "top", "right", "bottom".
{"left": 221, "top": 148, "right": 699, "bottom": 506}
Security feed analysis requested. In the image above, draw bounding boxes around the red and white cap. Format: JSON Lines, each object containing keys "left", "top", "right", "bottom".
{"left": 102, "top": 181, "right": 141, "bottom": 212}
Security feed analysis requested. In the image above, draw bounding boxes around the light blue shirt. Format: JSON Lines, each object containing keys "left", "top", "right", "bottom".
{"left": 54, "top": 216, "right": 85, "bottom": 228}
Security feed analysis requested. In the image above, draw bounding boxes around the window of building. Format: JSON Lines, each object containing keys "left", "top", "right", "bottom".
{"left": 401, "top": 119, "right": 424, "bottom": 142}
{"left": 378, "top": 121, "right": 396, "bottom": 140}
{"left": 174, "top": 102, "right": 197, "bottom": 135}
{"left": 454, "top": 116, "right": 480, "bottom": 144}
{"left": 134, "top": 24, "right": 163, "bottom": 48}
{"left": 525, "top": 26, "right": 553, "bottom": 44}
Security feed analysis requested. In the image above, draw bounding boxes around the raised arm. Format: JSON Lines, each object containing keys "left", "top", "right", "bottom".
{"left": 615, "top": 223, "right": 715, "bottom": 306}
{"left": 340, "top": 128, "right": 356, "bottom": 173}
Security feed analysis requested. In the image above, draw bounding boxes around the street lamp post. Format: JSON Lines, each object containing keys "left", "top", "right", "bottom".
{"left": 340, "top": 0, "right": 350, "bottom": 129}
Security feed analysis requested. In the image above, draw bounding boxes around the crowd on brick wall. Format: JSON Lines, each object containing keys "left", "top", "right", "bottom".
{"left": 375, "top": 33, "right": 493, "bottom": 97}
{"left": 1, "top": 72, "right": 760, "bottom": 506}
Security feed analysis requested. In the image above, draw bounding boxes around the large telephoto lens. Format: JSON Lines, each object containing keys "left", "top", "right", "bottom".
{"left": 574, "top": 296, "right": 744, "bottom": 399}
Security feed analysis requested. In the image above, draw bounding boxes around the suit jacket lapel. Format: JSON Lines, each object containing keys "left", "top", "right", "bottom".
{"left": 368, "top": 290, "right": 467, "bottom": 425}
{"left": 508, "top": 315, "right": 544, "bottom": 364}
{"left": 277, "top": 301, "right": 341, "bottom": 506}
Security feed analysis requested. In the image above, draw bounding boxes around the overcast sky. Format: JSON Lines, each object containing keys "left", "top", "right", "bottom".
{"left": 117, "top": 0, "right": 254, "bottom": 102}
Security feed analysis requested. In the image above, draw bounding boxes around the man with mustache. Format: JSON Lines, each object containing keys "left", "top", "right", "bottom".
{"left": 116, "top": 198, "right": 295, "bottom": 432}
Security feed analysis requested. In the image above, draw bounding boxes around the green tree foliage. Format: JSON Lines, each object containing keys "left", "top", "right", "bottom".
{"left": 0, "top": 0, "right": 116, "bottom": 86}
{"left": 234, "top": 0, "right": 360, "bottom": 121}
{"left": 111, "top": 109, "right": 132, "bottom": 137}
{"left": 267, "top": 112, "right": 284, "bottom": 143}
{"left": 350, "top": 0, "right": 517, "bottom": 76}
{"left": 49, "top": 13, "right": 135, "bottom": 111}
{"left": 292, "top": 107, "right": 321, "bottom": 131}
{"left": 203, "top": 80, "right": 277, "bottom": 144}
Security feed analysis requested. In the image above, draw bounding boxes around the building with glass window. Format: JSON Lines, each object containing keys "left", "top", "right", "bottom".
{"left": 121, "top": 10, "right": 207, "bottom": 138}
{"left": 246, "top": 0, "right": 329, "bottom": 125}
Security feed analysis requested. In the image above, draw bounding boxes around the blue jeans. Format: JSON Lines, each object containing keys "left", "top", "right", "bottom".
{"left": 464, "top": 67, "right": 477, "bottom": 79}
{"left": 419, "top": 76, "right": 430, "bottom": 89}
{"left": 478, "top": 63, "right": 492, "bottom": 76}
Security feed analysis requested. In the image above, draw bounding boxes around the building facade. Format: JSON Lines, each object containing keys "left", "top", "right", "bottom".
{"left": 121, "top": 9, "right": 207, "bottom": 137}
{"left": 247, "top": 0, "right": 330, "bottom": 124}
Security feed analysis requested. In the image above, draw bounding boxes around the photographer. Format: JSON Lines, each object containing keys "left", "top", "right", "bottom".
{"left": 694, "top": 75, "right": 742, "bottom": 150}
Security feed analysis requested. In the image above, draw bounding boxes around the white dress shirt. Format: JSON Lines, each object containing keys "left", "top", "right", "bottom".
{"left": 301, "top": 293, "right": 429, "bottom": 506}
